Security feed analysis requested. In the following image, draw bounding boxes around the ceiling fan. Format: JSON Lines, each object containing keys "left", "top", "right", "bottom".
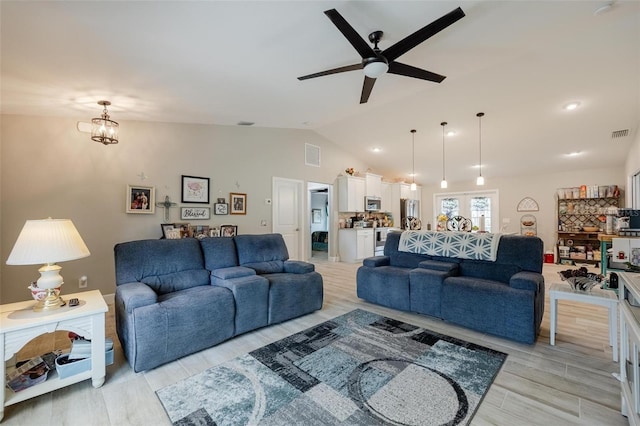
{"left": 298, "top": 7, "right": 465, "bottom": 104}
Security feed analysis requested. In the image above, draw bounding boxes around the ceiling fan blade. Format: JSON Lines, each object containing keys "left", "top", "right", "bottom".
{"left": 388, "top": 62, "right": 445, "bottom": 83}
{"left": 324, "top": 9, "right": 376, "bottom": 59}
{"left": 382, "top": 7, "right": 465, "bottom": 62}
{"left": 298, "top": 63, "right": 362, "bottom": 80}
{"left": 360, "top": 77, "right": 376, "bottom": 104}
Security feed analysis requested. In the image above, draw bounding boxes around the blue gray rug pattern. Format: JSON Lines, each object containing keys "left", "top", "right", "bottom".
{"left": 156, "top": 309, "right": 506, "bottom": 425}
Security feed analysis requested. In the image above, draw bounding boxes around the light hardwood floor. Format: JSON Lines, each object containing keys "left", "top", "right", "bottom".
{"left": 3, "top": 261, "right": 628, "bottom": 425}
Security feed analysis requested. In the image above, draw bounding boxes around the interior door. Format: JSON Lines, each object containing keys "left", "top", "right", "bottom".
{"left": 272, "top": 177, "right": 304, "bottom": 260}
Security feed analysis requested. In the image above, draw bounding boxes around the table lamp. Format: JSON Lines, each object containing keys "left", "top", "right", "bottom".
{"left": 6, "top": 218, "right": 90, "bottom": 311}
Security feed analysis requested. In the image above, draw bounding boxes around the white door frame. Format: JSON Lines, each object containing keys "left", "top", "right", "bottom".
{"left": 307, "top": 181, "right": 334, "bottom": 261}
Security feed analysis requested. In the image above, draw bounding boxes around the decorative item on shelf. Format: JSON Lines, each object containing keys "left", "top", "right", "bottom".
{"left": 345, "top": 167, "right": 355, "bottom": 176}
{"left": 410, "top": 129, "right": 417, "bottom": 191}
{"left": 440, "top": 121, "right": 448, "bottom": 189}
{"left": 6, "top": 218, "right": 90, "bottom": 311}
{"left": 437, "top": 213, "right": 448, "bottom": 231}
{"left": 220, "top": 224, "right": 238, "bottom": 237}
{"left": 520, "top": 214, "right": 537, "bottom": 236}
{"left": 476, "top": 112, "right": 485, "bottom": 186}
{"left": 91, "top": 100, "right": 119, "bottom": 145}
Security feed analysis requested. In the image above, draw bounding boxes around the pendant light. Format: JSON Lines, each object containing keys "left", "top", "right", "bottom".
{"left": 410, "top": 129, "right": 417, "bottom": 191}
{"left": 91, "top": 100, "right": 119, "bottom": 145}
{"left": 476, "top": 112, "right": 485, "bottom": 186}
{"left": 440, "top": 122, "right": 448, "bottom": 189}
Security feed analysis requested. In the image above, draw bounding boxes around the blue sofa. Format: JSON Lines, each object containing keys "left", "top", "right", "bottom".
{"left": 114, "top": 234, "right": 323, "bottom": 372}
{"left": 357, "top": 231, "right": 544, "bottom": 344}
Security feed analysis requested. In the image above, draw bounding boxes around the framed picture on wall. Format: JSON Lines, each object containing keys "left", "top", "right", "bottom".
{"left": 220, "top": 225, "right": 238, "bottom": 237}
{"left": 181, "top": 175, "right": 210, "bottom": 204}
{"left": 180, "top": 207, "right": 211, "bottom": 220}
{"left": 214, "top": 203, "right": 228, "bottom": 215}
{"left": 312, "top": 209, "right": 322, "bottom": 223}
{"left": 126, "top": 185, "right": 155, "bottom": 214}
{"left": 230, "top": 193, "right": 247, "bottom": 215}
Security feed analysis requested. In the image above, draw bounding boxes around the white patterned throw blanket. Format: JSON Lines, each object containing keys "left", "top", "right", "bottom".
{"left": 399, "top": 230, "right": 502, "bottom": 262}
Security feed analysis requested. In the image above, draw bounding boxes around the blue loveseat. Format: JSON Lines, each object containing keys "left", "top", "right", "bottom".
{"left": 357, "top": 231, "right": 544, "bottom": 344}
{"left": 114, "top": 233, "right": 323, "bottom": 372}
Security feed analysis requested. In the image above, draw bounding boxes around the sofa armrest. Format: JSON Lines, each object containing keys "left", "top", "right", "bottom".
{"left": 362, "top": 256, "right": 390, "bottom": 267}
{"left": 211, "top": 266, "right": 256, "bottom": 280}
{"left": 283, "top": 260, "right": 315, "bottom": 274}
{"left": 116, "top": 282, "right": 158, "bottom": 314}
{"left": 509, "top": 271, "right": 544, "bottom": 293}
{"left": 418, "top": 260, "right": 459, "bottom": 273}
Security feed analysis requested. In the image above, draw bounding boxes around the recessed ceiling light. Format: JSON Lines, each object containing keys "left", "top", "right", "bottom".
{"left": 446, "top": 131, "right": 456, "bottom": 137}
{"left": 563, "top": 102, "right": 581, "bottom": 111}
{"left": 567, "top": 151, "right": 582, "bottom": 157}
{"left": 372, "top": 147, "right": 382, "bottom": 153}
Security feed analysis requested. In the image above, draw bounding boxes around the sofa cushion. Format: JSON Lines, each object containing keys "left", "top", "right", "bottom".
{"left": 235, "top": 234, "right": 290, "bottom": 273}
{"left": 283, "top": 260, "right": 315, "bottom": 274}
{"left": 418, "top": 260, "right": 459, "bottom": 273}
{"left": 141, "top": 269, "right": 211, "bottom": 295}
{"left": 459, "top": 261, "right": 521, "bottom": 284}
{"left": 200, "top": 237, "right": 238, "bottom": 270}
{"left": 114, "top": 238, "right": 207, "bottom": 287}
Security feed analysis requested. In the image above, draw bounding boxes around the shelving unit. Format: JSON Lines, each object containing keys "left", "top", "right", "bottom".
{"left": 556, "top": 194, "right": 620, "bottom": 265}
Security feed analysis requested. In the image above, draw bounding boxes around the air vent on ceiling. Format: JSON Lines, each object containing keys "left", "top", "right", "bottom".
{"left": 237, "top": 121, "right": 255, "bottom": 126}
{"left": 305, "top": 143, "right": 321, "bottom": 167}
{"left": 612, "top": 129, "right": 629, "bottom": 139}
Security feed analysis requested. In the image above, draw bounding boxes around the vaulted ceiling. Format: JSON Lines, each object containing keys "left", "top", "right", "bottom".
{"left": 1, "top": 1, "right": 638, "bottom": 185}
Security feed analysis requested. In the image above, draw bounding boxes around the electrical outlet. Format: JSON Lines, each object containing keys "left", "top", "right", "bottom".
{"left": 79, "top": 275, "right": 88, "bottom": 288}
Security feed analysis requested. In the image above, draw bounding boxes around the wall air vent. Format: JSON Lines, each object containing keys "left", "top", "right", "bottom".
{"left": 611, "top": 129, "right": 629, "bottom": 139}
{"left": 305, "top": 143, "right": 321, "bottom": 167}
{"left": 237, "top": 121, "right": 255, "bottom": 126}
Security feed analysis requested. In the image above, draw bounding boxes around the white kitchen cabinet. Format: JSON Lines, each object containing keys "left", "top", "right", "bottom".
{"left": 381, "top": 182, "right": 392, "bottom": 213}
{"left": 338, "top": 176, "right": 365, "bottom": 212}
{"left": 365, "top": 173, "right": 382, "bottom": 198}
{"left": 339, "top": 228, "right": 374, "bottom": 263}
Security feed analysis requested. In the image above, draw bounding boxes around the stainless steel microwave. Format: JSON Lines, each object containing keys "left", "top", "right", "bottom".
{"left": 365, "top": 196, "right": 382, "bottom": 212}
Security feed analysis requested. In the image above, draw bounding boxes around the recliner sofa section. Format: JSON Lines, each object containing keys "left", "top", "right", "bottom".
{"left": 357, "top": 231, "right": 544, "bottom": 344}
{"left": 114, "top": 234, "right": 323, "bottom": 372}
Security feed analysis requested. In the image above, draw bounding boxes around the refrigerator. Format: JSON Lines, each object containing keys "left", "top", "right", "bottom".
{"left": 401, "top": 199, "right": 421, "bottom": 230}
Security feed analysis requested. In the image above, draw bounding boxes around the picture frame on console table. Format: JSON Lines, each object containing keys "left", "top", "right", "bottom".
{"left": 230, "top": 193, "right": 247, "bottom": 215}
{"left": 126, "top": 185, "right": 155, "bottom": 214}
{"left": 220, "top": 225, "right": 238, "bottom": 237}
{"left": 161, "top": 223, "right": 175, "bottom": 238}
{"left": 181, "top": 175, "right": 210, "bottom": 204}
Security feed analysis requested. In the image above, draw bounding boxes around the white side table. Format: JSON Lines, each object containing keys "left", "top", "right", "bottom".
{"left": 549, "top": 282, "right": 618, "bottom": 362}
{"left": 0, "top": 290, "right": 108, "bottom": 421}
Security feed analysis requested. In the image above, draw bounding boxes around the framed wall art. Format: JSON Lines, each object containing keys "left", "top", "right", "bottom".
{"left": 181, "top": 175, "right": 210, "bottom": 204}
{"left": 126, "top": 185, "right": 155, "bottom": 214}
{"left": 230, "top": 193, "right": 247, "bottom": 215}
{"left": 180, "top": 206, "right": 211, "bottom": 220}
{"left": 312, "top": 209, "right": 322, "bottom": 223}
{"left": 214, "top": 203, "right": 229, "bottom": 215}
{"left": 220, "top": 224, "right": 238, "bottom": 237}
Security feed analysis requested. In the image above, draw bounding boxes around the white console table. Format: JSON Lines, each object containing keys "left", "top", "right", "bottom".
{"left": 549, "top": 282, "right": 619, "bottom": 362}
{"left": 620, "top": 272, "right": 640, "bottom": 425}
{"left": 0, "top": 290, "right": 107, "bottom": 421}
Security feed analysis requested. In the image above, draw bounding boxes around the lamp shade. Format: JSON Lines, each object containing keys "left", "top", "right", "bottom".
{"left": 6, "top": 219, "right": 90, "bottom": 265}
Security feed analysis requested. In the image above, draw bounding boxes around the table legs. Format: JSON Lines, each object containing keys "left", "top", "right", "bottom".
{"left": 550, "top": 295, "right": 558, "bottom": 346}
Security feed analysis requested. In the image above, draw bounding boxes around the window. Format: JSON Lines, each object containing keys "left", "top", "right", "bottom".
{"left": 434, "top": 190, "right": 499, "bottom": 232}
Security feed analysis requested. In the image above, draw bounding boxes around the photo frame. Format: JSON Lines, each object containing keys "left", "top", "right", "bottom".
{"left": 126, "top": 185, "right": 155, "bottom": 214}
{"left": 161, "top": 223, "right": 175, "bottom": 238}
{"left": 181, "top": 175, "right": 210, "bottom": 204}
{"left": 174, "top": 222, "right": 191, "bottom": 238}
{"left": 191, "top": 225, "right": 210, "bottom": 239}
{"left": 230, "top": 193, "right": 247, "bottom": 215}
{"left": 312, "top": 209, "right": 322, "bottom": 223}
{"left": 214, "top": 203, "right": 229, "bottom": 215}
{"left": 220, "top": 224, "right": 238, "bottom": 237}
{"left": 180, "top": 206, "right": 210, "bottom": 220}
{"left": 217, "top": 198, "right": 226, "bottom": 204}
{"left": 165, "top": 228, "right": 182, "bottom": 239}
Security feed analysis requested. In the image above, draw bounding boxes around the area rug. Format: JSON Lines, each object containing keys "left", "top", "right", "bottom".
{"left": 156, "top": 309, "right": 507, "bottom": 425}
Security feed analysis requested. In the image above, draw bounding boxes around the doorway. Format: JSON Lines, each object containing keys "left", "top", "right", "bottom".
{"left": 308, "top": 182, "right": 333, "bottom": 261}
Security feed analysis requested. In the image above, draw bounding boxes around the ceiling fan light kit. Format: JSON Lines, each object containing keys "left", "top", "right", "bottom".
{"left": 298, "top": 7, "right": 465, "bottom": 103}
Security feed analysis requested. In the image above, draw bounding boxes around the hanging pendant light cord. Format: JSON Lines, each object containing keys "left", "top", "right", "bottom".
{"left": 477, "top": 112, "right": 484, "bottom": 177}
{"left": 411, "top": 129, "right": 416, "bottom": 184}
{"left": 441, "top": 122, "right": 447, "bottom": 181}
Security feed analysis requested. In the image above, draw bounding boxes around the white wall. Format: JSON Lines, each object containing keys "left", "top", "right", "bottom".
{"left": 0, "top": 115, "right": 370, "bottom": 303}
